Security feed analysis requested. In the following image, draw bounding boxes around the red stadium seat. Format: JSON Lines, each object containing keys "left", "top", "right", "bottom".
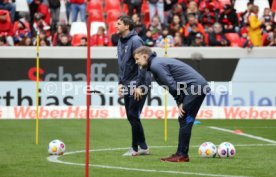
{"left": 142, "top": 2, "right": 149, "bottom": 13}
{"left": 87, "top": 0, "right": 103, "bottom": 11}
{"left": 106, "top": 10, "right": 121, "bottom": 23}
{"left": 225, "top": 33, "right": 240, "bottom": 46}
{"left": 71, "top": 34, "right": 87, "bottom": 46}
{"left": 107, "top": 21, "right": 117, "bottom": 46}
{"left": 141, "top": 2, "right": 150, "bottom": 27}
{"left": 88, "top": 9, "right": 104, "bottom": 22}
{"left": 122, "top": 4, "right": 128, "bottom": 14}
{"left": 105, "top": 0, "right": 121, "bottom": 11}
{"left": 218, "top": 0, "right": 231, "bottom": 6}
{"left": 107, "top": 21, "right": 117, "bottom": 36}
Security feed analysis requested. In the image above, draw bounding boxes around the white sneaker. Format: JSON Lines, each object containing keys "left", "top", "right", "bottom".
{"left": 138, "top": 148, "right": 150, "bottom": 155}
{"left": 122, "top": 148, "right": 139, "bottom": 156}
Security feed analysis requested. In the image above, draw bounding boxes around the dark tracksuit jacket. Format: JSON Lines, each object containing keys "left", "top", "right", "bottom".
{"left": 147, "top": 52, "right": 209, "bottom": 118}
{"left": 117, "top": 30, "right": 151, "bottom": 87}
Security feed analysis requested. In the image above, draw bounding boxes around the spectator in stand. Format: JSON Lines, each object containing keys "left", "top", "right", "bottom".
{"left": 132, "top": 14, "right": 147, "bottom": 39}
{"left": 148, "top": 15, "right": 163, "bottom": 42}
{"left": 39, "top": 38, "right": 50, "bottom": 46}
{"left": 71, "top": 0, "right": 86, "bottom": 22}
{"left": 111, "top": 33, "right": 120, "bottom": 46}
{"left": 272, "top": 0, "right": 276, "bottom": 19}
{"left": 208, "top": 22, "right": 230, "bottom": 46}
{"left": 13, "top": 18, "right": 31, "bottom": 45}
{"left": 48, "top": 0, "right": 61, "bottom": 32}
{"left": 66, "top": 0, "right": 71, "bottom": 23}
{"left": 33, "top": 30, "right": 51, "bottom": 45}
{"left": 144, "top": 30, "right": 155, "bottom": 47}
{"left": 0, "top": 0, "right": 15, "bottom": 22}
{"left": 148, "top": 0, "right": 164, "bottom": 23}
{"left": 240, "top": 2, "right": 253, "bottom": 27}
{"left": 33, "top": 12, "right": 51, "bottom": 36}
{"left": 186, "top": 0, "right": 199, "bottom": 20}
{"left": 91, "top": 26, "right": 108, "bottom": 46}
{"left": 164, "top": 0, "right": 178, "bottom": 23}
{"left": 37, "top": 0, "right": 51, "bottom": 25}
{"left": 238, "top": 26, "right": 253, "bottom": 48}
{"left": 263, "top": 25, "right": 276, "bottom": 46}
{"left": 166, "top": 3, "right": 185, "bottom": 24}
{"left": 0, "top": 35, "right": 7, "bottom": 46}
{"left": 198, "top": 0, "right": 220, "bottom": 16}
{"left": 248, "top": 5, "right": 263, "bottom": 46}
{"left": 262, "top": 8, "right": 274, "bottom": 33}
{"left": 183, "top": 13, "right": 205, "bottom": 38}
{"left": 199, "top": 3, "right": 216, "bottom": 33}
{"left": 169, "top": 14, "right": 183, "bottom": 36}
{"left": 155, "top": 27, "right": 174, "bottom": 47}
{"left": 174, "top": 31, "right": 183, "bottom": 46}
{"left": 191, "top": 32, "right": 205, "bottom": 46}
{"left": 52, "top": 24, "right": 69, "bottom": 46}
{"left": 219, "top": 4, "right": 238, "bottom": 33}
{"left": 124, "top": 0, "right": 143, "bottom": 17}
{"left": 0, "top": 10, "right": 13, "bottom": 46}
{"left": 269, "top": 36, "right": 276, "bottom": 46}
{"left": 57, "top": 34, "right": 71, "bottom": 46}
{"left": 19, "top": 36, "right": 33, "bottom": 46}
{"left": 186, "top": 23, "right": 204, "bottom": 46}
{"left": 79, "top": 36, "right": 87, "bottom": 46}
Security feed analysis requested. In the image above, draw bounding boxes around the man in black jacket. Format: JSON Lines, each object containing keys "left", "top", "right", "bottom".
{"left": 116, "top": 15, "right": 152, "bottom": 156}
{"left": 208, "top": 22, "right": 230, "bottom": 46}
{"left": 133, "top": 46, "right": 210, "bottom": 162}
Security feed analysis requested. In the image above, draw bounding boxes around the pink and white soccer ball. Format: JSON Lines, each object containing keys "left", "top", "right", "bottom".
{"left": 198, "top": 142, "right": 217, "bottom": 158}
{"left": 217, "top": 142, "right": 236, "bottom": 158}
{"left": 48, "top": 139, "right": 66, "bottom": 155}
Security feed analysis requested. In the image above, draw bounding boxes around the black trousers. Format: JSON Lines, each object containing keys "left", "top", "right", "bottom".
{"left": 177, "top": 93, "right": 206, "bottom": 156}
{"left": 124, "top": 93, "right": 148, "bottom": 151}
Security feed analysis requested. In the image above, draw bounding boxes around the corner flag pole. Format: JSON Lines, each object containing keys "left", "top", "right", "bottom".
{"left": 85, "top": 14, "right": 92, "bottom": 177}
{"left": 35, "top": 32, "right": 40, "bottom": 145}
{"left": 164, "top": 37, "right": 168, "bottom": 142}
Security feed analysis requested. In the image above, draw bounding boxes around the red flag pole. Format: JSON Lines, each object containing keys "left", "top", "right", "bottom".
{"left": 85, "top": 14, "right": 91, "bottom": 177}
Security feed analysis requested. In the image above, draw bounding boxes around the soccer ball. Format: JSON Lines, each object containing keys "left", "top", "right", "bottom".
{"left": 48, "top": 139, "right": 66, "bottom": 155}
{"left": 198, "top": 142, "right": 217, "bottom": 158}
{"left": 217, "top": 142, "right": 236, "bottom": 158}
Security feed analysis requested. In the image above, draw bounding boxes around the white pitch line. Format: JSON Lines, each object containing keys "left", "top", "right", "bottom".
{"left": 47, "top": 155, "right": 249, "bottom": 177}
{"left": 208, "top": 126, "right": 276, "bottom": 144}
{"left": 47, "top": 144, "right": 276, "bottom": 177}
{"left": 64, "top": 144, "right": 276, "bottom": 155}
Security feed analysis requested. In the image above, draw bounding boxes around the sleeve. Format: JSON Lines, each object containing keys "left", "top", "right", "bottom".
{"left": 132, "top": 37, "right": 146, "bottom": 86}
{"left": 117, "top": 41, "right": 123, "bottom": 85}
{"left": 151, "top": 63, "right": 183, "bottom": 105}
{"left": 249, "top": 16, "right": 262, "bottom": 30}
{"left": 208, "top": 33, "right": 221, "bottom": 46}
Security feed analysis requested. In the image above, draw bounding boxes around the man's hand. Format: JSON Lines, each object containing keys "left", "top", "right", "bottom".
{"left": 178, "top": 103, "right": 185, "bottom": 117}
{"left": 118, "top": 84, "right": 124, "bottom": 98}
{"left": 134, "top": 88, "right": 143, "bottom": 101}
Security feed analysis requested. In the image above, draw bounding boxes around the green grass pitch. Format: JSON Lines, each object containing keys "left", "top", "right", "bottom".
{"left": 0, "top": 119, "right": 276, "bottom": 177}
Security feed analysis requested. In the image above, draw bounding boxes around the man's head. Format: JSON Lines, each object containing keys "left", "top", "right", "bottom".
{"left": 132, "top": 14, "right": 140, "bottom": 24}
{"left": 116, "top": 15, "right": 134, "bottom": 36}
{"left": 133, "top": 46, "right": 152, "bottom": 69}
{"left": 213, "top": 22, "right": 222, "bottom": 34}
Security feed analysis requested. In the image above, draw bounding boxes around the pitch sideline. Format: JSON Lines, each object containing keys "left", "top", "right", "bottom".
{"left": 208, "top": 126, "right": 276, "bottom": 144}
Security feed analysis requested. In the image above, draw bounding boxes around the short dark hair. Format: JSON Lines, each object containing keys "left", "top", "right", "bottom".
{"left": 133, "top": 46, "right": 152, "bottom": 57}
{"left": 117, "top": 15, "right": 134, "bottom": 31}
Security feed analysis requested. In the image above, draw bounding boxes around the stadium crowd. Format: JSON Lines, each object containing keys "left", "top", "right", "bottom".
{"left": 0, "top": 0, "right": 276, "bottom": 47}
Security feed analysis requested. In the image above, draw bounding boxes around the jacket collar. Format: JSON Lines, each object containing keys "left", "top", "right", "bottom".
{"left": 120, "top": 30, "right": 137, "bottom": 43}
{"left": 147, "top": 52, "right": 157, "bottom": 70}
